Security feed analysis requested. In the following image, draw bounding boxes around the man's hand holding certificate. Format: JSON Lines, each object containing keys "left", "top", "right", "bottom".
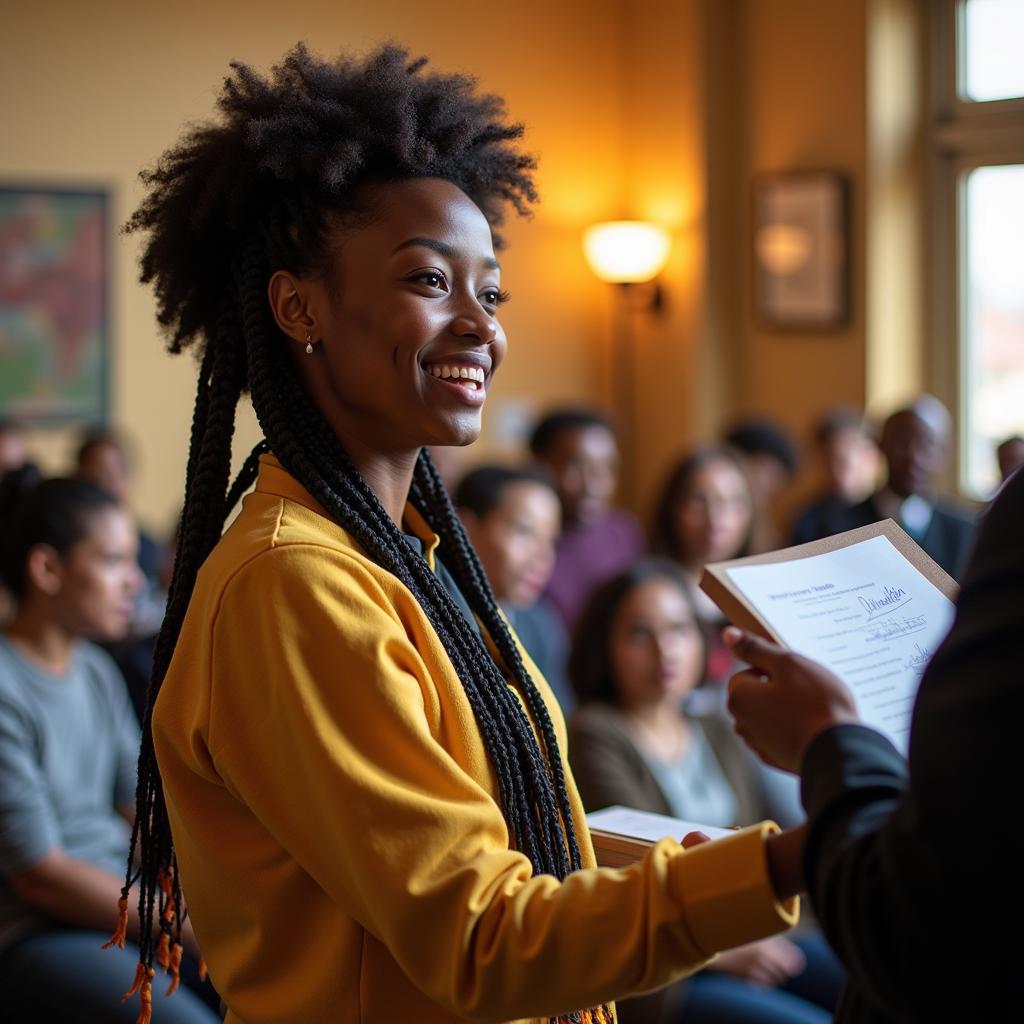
{"left": 722, "top": 629, "right": 860, "bottom": 772}
{"left": 700, "top": 520, "right": 958, "bottom": 761}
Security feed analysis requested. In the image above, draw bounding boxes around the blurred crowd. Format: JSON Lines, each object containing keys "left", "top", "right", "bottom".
{"left": 0, "top": 404, "right": 1020, "bottom": 1024}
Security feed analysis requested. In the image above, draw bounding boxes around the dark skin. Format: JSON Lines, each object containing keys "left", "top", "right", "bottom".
{"left": 725, "top": 627, "right": 860, "bottom": 774}
{"left": 268, "top": 177, "right": 508, "bottom": 525}
{"left": 722, "top": 626, "right": 861, "bottom": 902}
{"left": 538, "top": 424, "right": 620, "bottom": 529}
{"left": 880, "top": 409, "right": 950, "bottom": 499}
{"left": 271, "top": 177, "right": 808, "bottom": 912}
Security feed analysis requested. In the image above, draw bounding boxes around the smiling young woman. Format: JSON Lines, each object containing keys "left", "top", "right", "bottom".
{"left": 118, "top": 44, "right": 803, "bottom": 1024}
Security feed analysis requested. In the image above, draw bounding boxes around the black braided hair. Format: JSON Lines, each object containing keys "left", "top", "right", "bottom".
{"left": 122, "top": 43, "right": 609, "bottom": 1024}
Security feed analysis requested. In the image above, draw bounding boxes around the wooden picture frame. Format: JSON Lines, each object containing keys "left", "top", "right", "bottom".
{"left": 752, "top": 171, "right": 848, "bottom": 331}
{"left": 0, "top": 185, "right": 109, "bottom": 423}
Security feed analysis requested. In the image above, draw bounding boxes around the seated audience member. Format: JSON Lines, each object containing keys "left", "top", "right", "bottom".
{"left": 724, "top": 461, "right": 1024, "bottom": 1022}
{"left": 808, "top": 396, "right": 975, "bottom": 578}
{"left": 455, "top": 464, "right": 573, "bottom": 711}
{"left": 792, "top": 408, "right": 879, "bottom": 544}
{"left": 723, "top": 418, "right": 799, "bottom": 554}
{"left": 651, "top": 445, "right": 754, "bottom": 688}
{"left": 75, "top": 428, "right": 168, "bottom": 711}
{"left": 0, "top": 478, "right": 220, "bottom": 1021}
{"left": 529, "top": 408, "right": 645, "bottom": 629}
{"left": 996, "top": 434, "right": 1024, "bottom": 483}
{"left": 74, "top": 429, "right": 163, "bottom": 603}
{"left": 652, "top": 445, "right": 803, "bottom": 825}
{"left": 567, "top": 559, "right": 842, "bottom": 1024}
{"left": 0, "top": 420, "right": 30, "bottom": 481}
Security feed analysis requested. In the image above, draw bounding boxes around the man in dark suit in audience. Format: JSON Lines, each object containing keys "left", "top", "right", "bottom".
{"left": 809, "top": 396, "right": 975, "bottom": 578}
{"left": 725, "top": 463, "right": 1024, "bottom": 1022}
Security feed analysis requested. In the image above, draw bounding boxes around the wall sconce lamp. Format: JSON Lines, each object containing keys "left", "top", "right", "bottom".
{"left": 582, "top": 220, "right": 672, "bottom": 309}
{"left": 582, "top": 220, "right": 672, "bottom": 502}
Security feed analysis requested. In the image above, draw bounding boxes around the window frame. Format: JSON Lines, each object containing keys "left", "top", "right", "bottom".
{"left": 929, "top": 0, "right": 1024, "bottom": 496}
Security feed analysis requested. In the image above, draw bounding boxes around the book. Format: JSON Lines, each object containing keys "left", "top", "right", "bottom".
{"left": 699, "top": 519, "right": 958, "bottom": 754}
{"left": 586, "top": 806, "right": 735, "bottom": 868}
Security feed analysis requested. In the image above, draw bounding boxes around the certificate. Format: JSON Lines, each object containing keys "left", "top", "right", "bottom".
{"left": 700, "top": 521, "right": 958, "bottom": 753}
{"left": 585, "top": 806, "right": 734, "bottom": 868}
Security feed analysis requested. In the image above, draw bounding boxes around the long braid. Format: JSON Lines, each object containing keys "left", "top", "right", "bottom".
{"left": 122, "top": 43, "right": 611, "bottom": 1024}
{"left": 410, "top": 453, "right": 584, "bottom": 871}
{"left": 237, "top": 243, "right": 563, "bottom": 872}
{"left": 125, "top": 236, "right": 604, "bottom": 1024}
{"left": 224, "top": 438, "right": 270, "bottom": 520}
{"left": 124, "top": 301, "right": 247, "bottom": 975}
{"left": 234, "top": 290, "right": 606, "bottom": 1024}
{"left": 114, "top": 342, "right": 213, "bottom": 971}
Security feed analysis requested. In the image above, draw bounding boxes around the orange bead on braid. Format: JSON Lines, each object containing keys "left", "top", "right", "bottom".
{"left": 577, "top": 1008, "right": 614, "bottom": 1024}
{"left": 156, "top": 931, "right": 171, "bottom": 972}
{"left": 165, "top": 943, "right": 185, "bottom": 997}
{"left": 136, "top": 966, "right": 155, "bottom": 1024}
{"left": 101, "top": 888, "right": 130, "bottom": 950}
{"left": 155, "top": 866, "right": 177, "bottom": 971}
{"left": 121, "top": 961, "right": 149, "bottom": 1002}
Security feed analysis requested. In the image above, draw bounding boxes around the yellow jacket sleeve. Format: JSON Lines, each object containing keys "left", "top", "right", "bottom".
{"left": 203, "top": 543, "right": 796, "bottom": 1022}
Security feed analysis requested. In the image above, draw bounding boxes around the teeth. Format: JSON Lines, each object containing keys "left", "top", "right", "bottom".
{"left": 428, "top": 365, "right": 485, "bottom": 384}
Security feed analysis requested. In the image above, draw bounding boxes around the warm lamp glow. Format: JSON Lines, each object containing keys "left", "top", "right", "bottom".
{"left": 755, "top": 224, "right": 812, "bottom": 275}
{"left": 582, "top": 221, "right": 672, "bottom": 284}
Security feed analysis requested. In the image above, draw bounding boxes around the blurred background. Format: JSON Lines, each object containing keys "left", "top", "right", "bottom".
{"left": 2, "top": 0, "right": 1022, "bottom": 539}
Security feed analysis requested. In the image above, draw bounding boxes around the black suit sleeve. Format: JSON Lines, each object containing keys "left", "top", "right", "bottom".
{"left": 799, "top": 468, "right": 1024, "bottom": 1022}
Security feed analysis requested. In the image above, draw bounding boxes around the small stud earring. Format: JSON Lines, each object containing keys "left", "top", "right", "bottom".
{"left": 305, "top": 332, "right": 314, "bottom": 355}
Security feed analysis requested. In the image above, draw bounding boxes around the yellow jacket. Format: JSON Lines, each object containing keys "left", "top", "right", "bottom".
{"left": 153, "top": 455, "right": 797, "bottom": 1024}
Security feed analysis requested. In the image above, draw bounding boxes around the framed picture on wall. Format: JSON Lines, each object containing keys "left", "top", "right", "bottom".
{"left": 752, "top": 171, "right": 848, "bottom": 331}
{"left": 0, "top": 185, "right": 109, "bottom": 423}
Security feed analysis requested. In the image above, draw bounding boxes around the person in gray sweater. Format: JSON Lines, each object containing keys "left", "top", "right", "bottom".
{"left": 0, "top": 478, "right": 221, "bottom": 1022}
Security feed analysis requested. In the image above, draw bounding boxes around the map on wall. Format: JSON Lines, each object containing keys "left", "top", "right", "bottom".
{"left": 0, "top": 187, "right": 108, "bottom": 423}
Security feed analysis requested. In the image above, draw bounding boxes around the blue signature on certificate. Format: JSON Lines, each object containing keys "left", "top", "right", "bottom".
{"left": 904, "top": 642, "right": 931, "bottom": 673}
{"left": 864, "top": 614, "right": 927, "bottom": 642}
{"left": 858, "top": 584, "right": 911, "bottom": 620}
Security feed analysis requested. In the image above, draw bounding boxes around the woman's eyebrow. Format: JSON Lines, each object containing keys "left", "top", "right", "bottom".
{"left": 391, "top": 236, "right": 500, "bottom": 270}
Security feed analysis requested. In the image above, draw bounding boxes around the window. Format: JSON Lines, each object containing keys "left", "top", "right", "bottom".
{"left": 961, "top": 164, "right": 1024, "bottom": 495}
{"left": 960, "top": 0, "right": 1024, "bottom": 102}
{"left": 932, "top": 0, "right": 1024, "bottom": 497}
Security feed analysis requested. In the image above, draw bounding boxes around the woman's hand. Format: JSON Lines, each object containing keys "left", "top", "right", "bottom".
{"left": 710, "top": 937, "right": 806, "bottom": 986}
{"left": 724, "top": 627, "right": 860, "bottom": 773}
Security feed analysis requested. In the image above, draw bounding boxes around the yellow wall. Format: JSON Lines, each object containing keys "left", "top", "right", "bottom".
{"left": 618, "top": 0, "right": 708, "bottom": 516}
{"left": 623, "top": 0, "right": 881, "bottom": 524}
{"left": 729, "top": 0, "right": 871, "bottom": 522}
{"left": 1, "top": 0, "right": 627, "bottom": 528}
{"left": 3, "top": 0, "right": 922, "bottom": 532}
